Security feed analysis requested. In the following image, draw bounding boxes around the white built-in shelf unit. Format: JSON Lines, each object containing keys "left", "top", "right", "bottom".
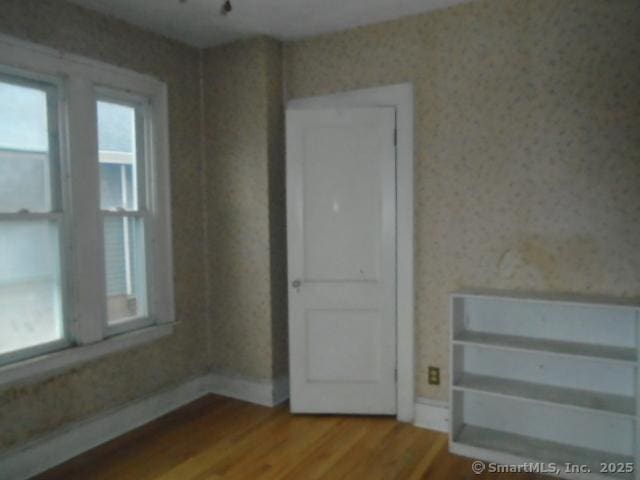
{"left": 450, "top": 290, "right": 640, "bottom": 480}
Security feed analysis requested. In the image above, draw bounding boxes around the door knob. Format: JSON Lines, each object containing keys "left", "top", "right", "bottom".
{"left": 292, "top": 279, "right": 302, "bottom": 292}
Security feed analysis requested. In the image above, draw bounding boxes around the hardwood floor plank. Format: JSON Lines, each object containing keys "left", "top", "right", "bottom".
{"left": 277, "top": 417, "right": 387, "bottom": 480}
{"left": 338, "top": 422, "right": 426, "bottom": 480}
{"left": 315, "top": 416, "right": 399, "bottom": 480}
{"left": 93, "top": 401, "right": 262, "bottom": 480}
{"left": 404, "top": 431, "right": 448, "bottom": 480}
{"left": 222, "top": 414, "right": 343, "bottom": 480}
{"left": 157, "top": 406, "right": 296, "bottom": 480}
{"left": 35, "top": 395, "right": 552, "bottom": 480}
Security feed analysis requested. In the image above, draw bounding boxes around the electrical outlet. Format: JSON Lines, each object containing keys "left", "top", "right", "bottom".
{"left": 428, "top": 366, "right": 440, "bottom": 385}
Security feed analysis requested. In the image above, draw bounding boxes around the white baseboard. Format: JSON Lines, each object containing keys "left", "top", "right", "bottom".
{"left": 0, "top": 375, "right": 210, "bottom": 480}
{"left": 2, "top": 376, "right": 450, "bottom": 480}
{"left": 0, "top": 373, "right": 290, "bottom": 480}
{"left": 207, "top": 373, "right": 289, "bottom": 407}
{"left": 413, "top": 397, "right": 449, "bottom": 433}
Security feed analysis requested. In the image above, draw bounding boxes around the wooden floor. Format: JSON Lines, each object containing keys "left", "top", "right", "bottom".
{"left": 36, "top": 395, "right": 546, "bottom": 480}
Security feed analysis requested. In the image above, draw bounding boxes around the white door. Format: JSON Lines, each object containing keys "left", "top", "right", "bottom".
{"left": 286, "top": 107, "right": 397, "bottom": 414}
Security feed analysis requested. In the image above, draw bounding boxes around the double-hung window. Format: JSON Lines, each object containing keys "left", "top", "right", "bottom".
{"left": 0, "top": 35, "right": 174, "bottom": 384}
{"left": 0, "top": 74, "right": 67, "bottom": 363}
{"left": 98, "top": 95, "right": 150, "bottom": 334}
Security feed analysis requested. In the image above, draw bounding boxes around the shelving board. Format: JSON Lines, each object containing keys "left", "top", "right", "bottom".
{"left": 453, "top": 373, "right": 635, "bottom": 418}
{"left": 450, "top": 291, "right": 640, "bottom": 480}
{"left": 451, "top": 289, "right": 640, "bottom": 310}
{"left": 453, "top": 330, "right": 637, "bottom": 365}
{"left": 452, "top": 425, "right": 634, "bottom": 480}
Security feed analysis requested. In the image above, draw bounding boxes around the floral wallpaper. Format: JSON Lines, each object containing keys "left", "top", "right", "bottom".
{"left": 203, "top": 37, "right": 288, "bottom": 380}
{"left": 0, "top": 0, "right": 208, "bottom": 451}
{"left": 284, "top": 0, "right": 640, "bottom": 400}
{"left": 0, "top": 4, "right": 289, "bottom": 454}
{"left": 0, "top": 0, "right": 638, "bottom": 455}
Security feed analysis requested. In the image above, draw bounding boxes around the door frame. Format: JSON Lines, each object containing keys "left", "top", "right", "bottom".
{"left": 287, "top": 83, "right": 415, "bottom": 422}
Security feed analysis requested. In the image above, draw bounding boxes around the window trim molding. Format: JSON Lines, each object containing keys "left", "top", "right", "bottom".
{"left": 0, "top": 64, "right": 73, "bottom": 367}
{"left": 96, "top": 90, "right": 154, "bottom": 335}
{"left": 0, "top": 34, "right": 175, "bottom": 382}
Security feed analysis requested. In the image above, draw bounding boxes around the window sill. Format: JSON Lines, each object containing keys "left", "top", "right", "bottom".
{"left": 0, "top": 322, "right": 175, "bottom": 389}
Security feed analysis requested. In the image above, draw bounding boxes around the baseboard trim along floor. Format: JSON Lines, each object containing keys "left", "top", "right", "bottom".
{"left": 0, "top": 373, "right": 288, "bottom": 480}
{"left": 0, "top": 374, "right": 444, "bottom": 480}
{"left": 413, "top": 397, "right": 449, "bottom": 433}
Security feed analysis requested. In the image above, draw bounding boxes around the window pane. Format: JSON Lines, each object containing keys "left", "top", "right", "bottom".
{"left": 97, "top": 101, "right": 139, "bottom": 211}
{"left": 0, "top": 221, "right": 64, "bottom": 355}
{"left": 104, "top": 216, "right": 147, "bottom": 324}
{"left": 0, "top": 80, "right": 54, "bottom": 212}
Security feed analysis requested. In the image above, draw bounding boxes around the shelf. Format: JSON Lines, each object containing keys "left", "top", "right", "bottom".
{"left": 453, "top": 373, "right": 635, "bottom": 418}
{"left": 451, "top": 294, "right": 638, "bottom": 478}
{"left": 454, "top": 331, "right": 637, "bottom": 365}
{"left": 454, "top": 425, "right": 634, "bottom": 480}
{"left": 452, "top": 289, "right": 640, "bottom": 311}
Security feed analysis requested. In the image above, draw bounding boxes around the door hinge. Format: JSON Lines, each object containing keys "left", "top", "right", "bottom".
{"left": 393, "top": 128, "right": 397, "bottom": 146}
{"left": 394, "top": 367, "right": 398, "bottom": 382}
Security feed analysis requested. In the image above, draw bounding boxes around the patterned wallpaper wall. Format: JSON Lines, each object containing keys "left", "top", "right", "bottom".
{"left": 0, "top": 0, "right": 208, "bottom": 450}
{"left": 284, "top": 0, "right": 640, "bottom": 400}
{"left": 203, "top": 37, "right": 288, "bottom": 380}
{"left": 0, "top": 4, "right": 289, "bottom": 454}
{"left": 0, "top": 0, "right": 638, "bottom": 455}
{"left": 265, "top": 40, "right": 289, "bottom": 379}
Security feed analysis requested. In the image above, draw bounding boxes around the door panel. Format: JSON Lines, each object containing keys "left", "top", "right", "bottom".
{"left": 302, "top": 126, "right": 382, "bottom": 282}
{"left": 287, "top": 107, "right": 397, "bottom": 414}
{"left": 306, "top": 308, "right": 380, "bottom": 383}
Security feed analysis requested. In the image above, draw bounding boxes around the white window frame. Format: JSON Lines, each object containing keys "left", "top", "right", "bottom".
{"left": 96, "top": 89, "right": 153, "bottom": 336}
{"left": 0, "top": 69, "right": 72, "bottom": 367}
{"left": 0, "top": 34, "right": 175, "bottom": 388}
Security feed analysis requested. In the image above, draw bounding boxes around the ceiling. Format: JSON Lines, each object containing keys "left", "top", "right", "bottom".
{"left": 68, "top": 0, "right": 474, "bottom": 48}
